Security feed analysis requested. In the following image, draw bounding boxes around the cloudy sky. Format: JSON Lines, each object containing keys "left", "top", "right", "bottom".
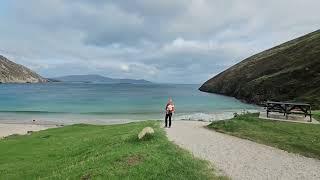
{"left": 0, "top": 0, "right": 319, "bottom": 83}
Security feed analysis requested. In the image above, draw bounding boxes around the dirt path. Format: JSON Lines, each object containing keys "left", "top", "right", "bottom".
{"left": 165, "top": 121, "right": 320, "bottom": 180}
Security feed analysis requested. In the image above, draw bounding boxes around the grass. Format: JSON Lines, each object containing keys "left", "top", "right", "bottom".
{"left": 313, "top": 110, "right": 320, "bottom": 121}
{"left": 0, "top": 121, "right": 226, "bottom": 180}
{"left": 208, "top": 113, "right": 320, "bottom": 159}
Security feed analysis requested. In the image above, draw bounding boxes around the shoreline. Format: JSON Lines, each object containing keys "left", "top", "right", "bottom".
{"left": 0, "top": 123, "right": 58, "bottom": 139}
{"left": 0, "top": 108, "right": 261, "bottom": 124}
{"left": 1, "top": 109, "right": 315, "bottom": 139}
{"left": 0, "top": 109, "right": 261, "bottom": 138}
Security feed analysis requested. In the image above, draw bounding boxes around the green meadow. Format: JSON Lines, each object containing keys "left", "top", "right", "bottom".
{"left": 0, "top": 121, "right": 226, "bottom": 180}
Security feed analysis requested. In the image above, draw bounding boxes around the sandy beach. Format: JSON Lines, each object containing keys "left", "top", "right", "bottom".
{"left": 0, "top": 123, "right": 57, "bottom": 138}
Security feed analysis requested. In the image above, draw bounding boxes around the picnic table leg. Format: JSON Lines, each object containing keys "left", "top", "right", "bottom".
{"left": 285, "top": 104, "right": 288, "bottom": 120}
{"left": 310, "top": 107, "right": 312, "bottom": 122}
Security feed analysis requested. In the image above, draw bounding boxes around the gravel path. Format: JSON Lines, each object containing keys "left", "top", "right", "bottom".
{"left": 165, "top": 121, "right": 320, "bottom": 180}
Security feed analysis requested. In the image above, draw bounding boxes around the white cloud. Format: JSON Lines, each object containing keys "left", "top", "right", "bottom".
{"left": 120, "top": 64, "right": 130, "bottom": 72}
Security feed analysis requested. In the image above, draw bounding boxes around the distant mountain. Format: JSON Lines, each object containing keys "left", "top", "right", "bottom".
{"left": 199, "top": 30, "right": 320, "bottom": 109}
{"left": 0, "top": 55, "right": 47, "bottom": 83}
{"left": 52, "top": 74, "right": 152, "bottom": 84}
{"left": 46, "top": 78, "right": 61, "bottom": 82}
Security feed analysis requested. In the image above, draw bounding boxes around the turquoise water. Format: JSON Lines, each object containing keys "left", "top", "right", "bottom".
{"left": 0, "top": 83, "right": 257, "bottom": 124}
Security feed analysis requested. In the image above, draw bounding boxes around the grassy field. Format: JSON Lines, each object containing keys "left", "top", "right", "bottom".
{"left": 208, "top": 113, "right": 320, "bottom": 159}
{"left": 0, "top": 121, "right": 226, "bottom": 180}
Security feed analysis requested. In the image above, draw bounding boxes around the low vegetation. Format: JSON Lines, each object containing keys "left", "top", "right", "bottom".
{"left": 314, "top": 110, "right": 320, "bottom": 121}
{"left": 0, "top": 121, "right": 225, "bottom": 180}
{"left": 208, "top": 113, "right": 320, "bottom": 159}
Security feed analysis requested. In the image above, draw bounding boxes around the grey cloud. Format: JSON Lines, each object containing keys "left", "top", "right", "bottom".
{"left": 1, "top": 0, "right": 320, "bottom": 83}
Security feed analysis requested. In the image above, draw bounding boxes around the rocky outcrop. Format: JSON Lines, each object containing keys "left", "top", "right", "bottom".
{"left": 0, "top": 55, "right": 47, "bottom": 83}
{"left": 200, "top": 30, "right": 320, "bottom": 109}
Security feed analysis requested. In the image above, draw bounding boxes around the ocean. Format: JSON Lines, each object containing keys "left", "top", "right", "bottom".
{"left": 0, "top": 83, "right": 258, "bottom": 124}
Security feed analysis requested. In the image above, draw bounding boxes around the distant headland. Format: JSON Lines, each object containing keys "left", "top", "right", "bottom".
{"left": 50, "top": 74, "right": 152, "bottom": 84}
{"left": 0, "top": 55, "right": 152, "bottom": 84}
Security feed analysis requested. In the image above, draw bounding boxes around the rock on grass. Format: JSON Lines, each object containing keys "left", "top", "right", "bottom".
{"left": 138, "top": 127, "right": 154, "bottom": 140}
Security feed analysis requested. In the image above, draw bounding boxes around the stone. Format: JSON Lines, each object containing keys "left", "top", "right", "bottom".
{"left": 138, "top": 127, "right": 154, "bottom": 140}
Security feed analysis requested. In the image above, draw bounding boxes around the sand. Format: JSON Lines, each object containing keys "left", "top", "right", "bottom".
{"left": 166, "top": 121, "right": 320, "bottom": 180}
{"left": 0, "top": 123, "right": 56, "bottom": 138}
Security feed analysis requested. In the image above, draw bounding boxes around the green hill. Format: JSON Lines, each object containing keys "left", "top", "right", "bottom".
{"left": 0, "top": 121, "right": 224, "bottom": 179}
{"left": 200, "top": 30, "right": 320, "bottom": 109}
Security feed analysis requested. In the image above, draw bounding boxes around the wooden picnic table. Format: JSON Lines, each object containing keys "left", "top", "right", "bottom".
{"left": 266, "top": 101, "right": 312, "bottom": 122}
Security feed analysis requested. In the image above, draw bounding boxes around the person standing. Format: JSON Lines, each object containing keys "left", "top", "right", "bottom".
{"left": 165, "top": 98, "right": 175, "bottom": 128}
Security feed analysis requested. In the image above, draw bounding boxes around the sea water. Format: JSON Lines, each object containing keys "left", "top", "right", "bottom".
{"left": 0, "top": 83, "right": 258, "bottom": 124}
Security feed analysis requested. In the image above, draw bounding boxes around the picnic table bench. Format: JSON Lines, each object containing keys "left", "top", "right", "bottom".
{"left": 266, "top": 101, "right": 312, "bottom": 122}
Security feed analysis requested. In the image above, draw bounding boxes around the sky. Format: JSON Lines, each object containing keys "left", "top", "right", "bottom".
{"left": 0, "top": 0, "right": 319, "bottom": 83}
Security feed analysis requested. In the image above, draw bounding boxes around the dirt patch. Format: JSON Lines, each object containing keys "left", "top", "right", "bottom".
{"left": 81, "top": 173, "right": 91, "bottom": 180}
{"left": 126, "top": 155, "right": 144, "bottom": 166}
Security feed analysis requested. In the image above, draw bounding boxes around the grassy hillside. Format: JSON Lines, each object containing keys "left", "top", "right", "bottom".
{"left": 208, "top": 114, "right": 320, "bottom": 159}
{"left": 200, "top": 30, "right": 320, "bottom": 109}
{"left": 0, "top": 121, "right": 225, "bottom": 180}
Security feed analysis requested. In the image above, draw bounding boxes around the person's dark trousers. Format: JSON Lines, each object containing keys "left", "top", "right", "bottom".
{"left": 165, "top": 113, "right": 172, "bottom": 127}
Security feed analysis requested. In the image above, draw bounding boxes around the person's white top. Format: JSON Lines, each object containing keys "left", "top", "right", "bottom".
{"left": 167, "top": 104, "right": 174, "bottom": 111}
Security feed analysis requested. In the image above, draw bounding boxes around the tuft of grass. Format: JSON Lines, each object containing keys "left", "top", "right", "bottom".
{"left": 208, "top": 114, "right": 320, "bottom": 159}
{"left": 0, "top": 121, "right": 226, "bottom": 180}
